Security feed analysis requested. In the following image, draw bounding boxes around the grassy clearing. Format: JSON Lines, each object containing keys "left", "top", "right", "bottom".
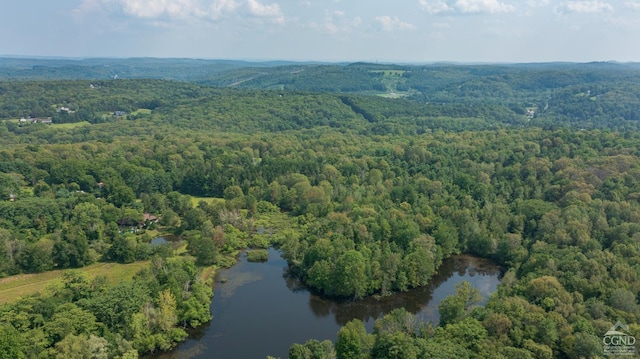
{"left": 0, "top": 261, "right": 149, "bottom": 304}
{"left": 200, "top": 265, "right": 217, "bottom": 282}
{"left": 130, "top": 108, "right": 152, "bottom": 116}
{"left": 3, "top": 120, "right": 90, "bottom": 128}
{"left": 369, "top": 69, "right": 412, "bottom": 98}
{"left": 53, "top": 121, "right": 91, "bottom": 129}
{"left": 378, "top": 93, "right": 406, "bottom": 99}
{"left": 253, "top": 210, "right": 297, "bottom": 231}
{"left": 174, "top": 241, "right": 189, "bottom": 255}
{"left": 190, "top": 196, "right": 225, "bottom": 208}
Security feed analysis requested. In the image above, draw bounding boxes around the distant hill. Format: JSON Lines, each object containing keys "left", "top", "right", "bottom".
{"left": 2, "top": 58, "right": 640, "bottom": 131}
{"left": 0, "top": 57, "right": 331, "bottom": 82}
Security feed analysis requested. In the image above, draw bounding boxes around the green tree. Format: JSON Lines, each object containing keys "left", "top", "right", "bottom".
{"left": 289, "top": 343, "right": 313, "bottom": 359}
{"left": 223, "top": 185, "right": 244, "bottom": 201}
{"left": 107, "top": 184, "right": 136, "bottom": 207}
{"left": 44, "top": 303, "right": 98, "bottom": 343}
{"left": 53, "top": 225, "right": 92, "bottom": 269}
{"left": 16, "top": 240, "right": 54, "bottom": 273}
{"left": 187, "top": 235, "right": 217, "bottom": 266}
{"left": 336, "top": 319, "right": 372, "bottom": 359}
{"left": 182, "top": 208, "right": 207, "bottom": 231}
{"left": 0, "top": 323, "right": 25, "bottom": 359}
{"left": 53, "top": 334, "right": 109, "bottom": 359}
{"left": 289, "top": 339, "right": 335, "bottom": 359}
{"left": 608, "top": 288, "right": 638, "bottom": 313}
{"left": 107, "top": 235, "right": 137, "bottom": 263}
{"left": 178, "top": 281, "right": 213, "bottom": 327}
{"left": 371, "top": 332, "right": 419, "bottom": 359}
{"left": 71, "top": 202, "right": 103, "bottom": 241}
{"left": 439, "top": 317, "right": 488, "bottom": 352}
{"left": 438, "top": 281, "right": 482, "bottom": 326}
{"left": 82, "top": 281, "right": 151, "bottom": 331}
{"left": 157, "top": 290, "right": 178, "bottom": 333}
{"left": 333, "top": 250, "right": 368, "bottom": 299}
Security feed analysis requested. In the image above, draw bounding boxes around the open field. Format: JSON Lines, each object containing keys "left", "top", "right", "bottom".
{"left": 0, "top": 261, "right": 149, "bottom": 304}
{"left": 52, "top": 121, "right": 91, "bottom": 129}
{"left": 378, "top": 92, "right": 406, "bottom": 99}
{"left": 2, "top": 119, "right": 91, "bottom": 128}
{"left": 190, "top": 196, "right": 225, "bottom": 207}
{"left": 130, "top": 108, "right": 152, "bottom": 116}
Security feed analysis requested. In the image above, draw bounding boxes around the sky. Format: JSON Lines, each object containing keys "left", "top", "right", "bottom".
{"left": 1, "top": 0, "right": 639, "bottom": 63}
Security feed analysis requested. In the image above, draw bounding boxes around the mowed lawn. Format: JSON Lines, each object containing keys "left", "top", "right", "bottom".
{"left": 0, "top": 261, "right": 149, "bottom": 304}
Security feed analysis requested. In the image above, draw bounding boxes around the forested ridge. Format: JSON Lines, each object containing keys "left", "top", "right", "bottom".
{"left": 0, "top": 63, "right": 640, "bottom": 358}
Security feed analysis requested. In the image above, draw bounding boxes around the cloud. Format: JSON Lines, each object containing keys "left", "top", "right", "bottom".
{"left": 528, "top": 0, "right": 550, "bottom": 6}
{"left": 432, "top": 22, "right": 451, "bottom": 28}
{"left": 75, "top": 0, "right": 283, "bottom": 24}
{"left": 420, "top": 0, "right": 515, "bottom": 14}
{"left": 114, "top": 0, "right": 203, "bottom": 19}
{"left": 556, "top": 0, "right": 614, "bottom": 14}
{"left": 456, "top": 0, "right": 516, "bottom": 13}
{"left": 375, "top": 16, "right": 416, "bottom": 31}
{"left": 247, "top": 0, "right": 285, "bottom": 23}
{"left": 209, "top": 0, "right": 240, "bottom": 19}
{"left": 309, "top": 10, "right": 361, "bottom": 35}
{"left": 420, "top": 0, "right": 453, "bottom": 14}
{"left": 624, "top": 1, "right": 640, "bottom": 10}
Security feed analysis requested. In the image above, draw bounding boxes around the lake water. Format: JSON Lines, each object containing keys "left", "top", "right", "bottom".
{"left": 151, "top": 247, "right": 502, "bottom": 359}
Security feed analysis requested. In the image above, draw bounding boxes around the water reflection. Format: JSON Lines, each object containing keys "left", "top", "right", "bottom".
{"left": 150, "top": 248, "right": 502, "bottom": 359}
{"left": 298, "top": 254, "right": 501, "bottom": 328}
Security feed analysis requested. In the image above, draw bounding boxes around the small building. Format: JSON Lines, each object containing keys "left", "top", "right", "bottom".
{"left": 142, "top": 213, "right": 159, "bottom": 222}
{"left": 8, "top": 194, "right": 16, "bottom": 202}
{"left": 140, "top": 213, "right": 159, "bottom": 227}
{"left": 113, "top": 111, "right": 126, "bottom": 117}
{"left": 19, "top": 117, "right": 52, "bottom": 124}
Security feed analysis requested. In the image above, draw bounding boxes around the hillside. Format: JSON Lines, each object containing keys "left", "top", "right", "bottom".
{"left": 0, "top": 67, "right": 639, "bottom": 358}
{"left": 3, "top": 58, "right": 640, "bottom": 131}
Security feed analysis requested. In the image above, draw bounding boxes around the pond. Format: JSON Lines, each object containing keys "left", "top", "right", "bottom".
{"left": 150, "top": 235, "right": 180, "bottom": 246}
{"left": 151, "top": 247, "right": 502, "bottom": 359}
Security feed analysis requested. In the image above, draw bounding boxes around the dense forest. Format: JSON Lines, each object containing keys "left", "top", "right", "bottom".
{"left": 1, "top": 61, "right": 640, "bottom": 358}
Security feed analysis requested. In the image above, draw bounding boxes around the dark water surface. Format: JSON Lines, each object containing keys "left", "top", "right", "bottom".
{"left": 152, "top": 248, "right": 501, "bottom": 359}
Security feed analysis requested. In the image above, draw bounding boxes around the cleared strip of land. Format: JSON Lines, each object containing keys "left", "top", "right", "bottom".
{"left": 0, "top": 261, "right": 149, "bottom": 304}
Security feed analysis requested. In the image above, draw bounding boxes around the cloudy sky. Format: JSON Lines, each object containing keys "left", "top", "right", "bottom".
{"left": 1, "top": 0, "right": 638, "bottom": 63}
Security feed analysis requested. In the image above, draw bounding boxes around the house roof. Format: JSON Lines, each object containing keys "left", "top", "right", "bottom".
{"left": 142, "top": 213, "right": 159, "bottom": 222}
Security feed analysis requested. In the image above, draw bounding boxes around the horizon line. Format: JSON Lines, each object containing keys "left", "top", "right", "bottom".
{"left": 1, "top": 55, "right": 638, "bottom": 66}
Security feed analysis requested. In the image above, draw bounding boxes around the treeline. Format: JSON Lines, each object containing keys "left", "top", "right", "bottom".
{"left": 533, "top": 83, "right": 640, "bottom": 131}
{"left": 0, "top": 80, "right": 214, "bottom": 121}
{"left": 0, "top": 79, "right": 523, "bottom": 135}
{"left": 279, "top": 128, "right": 640, "bottom": 356}
{"left": 4, "top": 62, "right": 640, "bottom": 131}
{"left": 201, "top": 64, "right": 388, "bottom": 93}
{"left": 0, "top": 258, "right": 212, "bottom": 358}
{"left": 0, "top": 57, "right": 253, "bottom": 82}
